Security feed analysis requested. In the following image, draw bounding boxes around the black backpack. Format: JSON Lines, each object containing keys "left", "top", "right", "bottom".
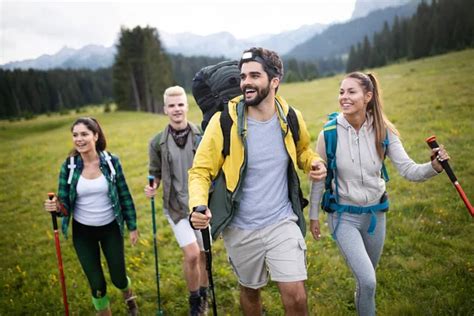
{"left": 192, "top": 60, "right": 242, "bottom": 131}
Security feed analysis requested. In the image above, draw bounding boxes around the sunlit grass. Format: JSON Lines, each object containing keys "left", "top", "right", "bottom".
{"left": 0, "top": 49, "right": 473, "bottom": 315}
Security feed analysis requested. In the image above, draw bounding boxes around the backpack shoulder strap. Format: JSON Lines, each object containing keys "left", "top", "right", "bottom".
{"left": 381, "top": 129, "right": 390, "bottom": 182}
{"left": 67, "top": 155, "right": 76, "bottom": 184}
{"left": 190, "top": 123, "right": 203, "bottom": 150}
{"left": 101, "top": 151, "right": 116, "bottom": 179}
{"left": 155, "top": 130, "right": 165, "bottom": 146}
{"left": 287, "top": 106, "right": 300, "bottom": 145}
{"left": 323, "top": 117, "right": 338, "bottom": 191}
{"left": 219, "top": 105, "right": 300, "bottom": 157}
{"left": 151, "top": 130, "right": 164, "bottom": 159}
{"left": 220, "top": 103, "right": 233, "bottom": 157}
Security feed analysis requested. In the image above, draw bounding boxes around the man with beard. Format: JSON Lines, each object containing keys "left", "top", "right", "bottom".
{"left": 145, "top": 86, "right": 208, "bottom": 316}
{"left": 188, "top": 47, "right": 326, "bottom": 315}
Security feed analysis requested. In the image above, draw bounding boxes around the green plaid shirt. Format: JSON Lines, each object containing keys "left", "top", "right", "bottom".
{"left": 57, "top": 152, "right": 137, "bottom": 237}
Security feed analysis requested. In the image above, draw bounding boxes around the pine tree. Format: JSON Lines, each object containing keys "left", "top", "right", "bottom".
{"left": 113, "top": 26, "right": 173, "bottom": 113}
{"left": 391, "top": 16, "right": 403, "bottom": 60}
{"left": 411, "top": 1, "right": 433, "bottom": 59}
{"left": 346, "top": 45, "right": 358, "bottom": 72}
{"left": 362, "top": 36, "right": 371, "bottom": 69}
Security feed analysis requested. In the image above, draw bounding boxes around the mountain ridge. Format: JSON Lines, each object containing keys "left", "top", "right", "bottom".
{"left": 1, "top": 1, "right": 421, "bottom": 70}
{"left": 285, "top": 1, "right": 420, "bottom": 61}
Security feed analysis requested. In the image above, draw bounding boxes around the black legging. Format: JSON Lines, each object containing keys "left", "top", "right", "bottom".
{"left": 72, "top": 219, "right": 128, "bottom": 298}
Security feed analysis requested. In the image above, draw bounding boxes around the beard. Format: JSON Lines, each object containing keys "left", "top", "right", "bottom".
{"left": 242, "top": 82, "right": 271, "bottom": 107}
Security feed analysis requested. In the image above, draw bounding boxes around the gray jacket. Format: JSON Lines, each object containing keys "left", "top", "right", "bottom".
{"left": 148, "top": 122, "right": 201, "bottom": 223}
{"left": 310, "top": 114, "right": 438, "bottom": 219}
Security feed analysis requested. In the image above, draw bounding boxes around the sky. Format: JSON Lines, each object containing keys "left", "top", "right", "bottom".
{"left": 0, "top": 0, "right": 356, "bottom": 65}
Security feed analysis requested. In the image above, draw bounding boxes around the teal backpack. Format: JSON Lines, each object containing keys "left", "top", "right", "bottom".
{"left": 321, "top": 112, "right": 390, "bottom": 238}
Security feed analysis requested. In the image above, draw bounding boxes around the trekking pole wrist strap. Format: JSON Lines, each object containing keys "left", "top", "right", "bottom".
{"left": 189, "top": 212, "right": 198, "bottom": 230}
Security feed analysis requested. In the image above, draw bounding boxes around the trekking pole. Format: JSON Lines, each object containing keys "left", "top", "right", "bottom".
{"left": 195, "top": 205, "right": 218, "bottom": 316}
{"left": 148, "top": 176, "right": 164, "bottom": 316}
{"left": 47, "top": 193, "right": 70, "bottom": 316}
{"left": 426, "top": 136, "right": 474, "bottom": 217}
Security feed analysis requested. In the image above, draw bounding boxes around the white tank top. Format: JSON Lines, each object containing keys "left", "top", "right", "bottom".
{"left": 74, "top": 174, "right": 115, "bottom": 226}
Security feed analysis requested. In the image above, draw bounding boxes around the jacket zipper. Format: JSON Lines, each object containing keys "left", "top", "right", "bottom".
{"left": 356, "top": 132, "right": 369, "bottom": 204}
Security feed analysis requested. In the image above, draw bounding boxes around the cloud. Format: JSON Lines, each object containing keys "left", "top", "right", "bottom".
{"left": 0, "top": 0, "right": 355, "bottom": 64}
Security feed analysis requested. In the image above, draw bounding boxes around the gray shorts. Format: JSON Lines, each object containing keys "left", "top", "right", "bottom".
{"left": 222, "top": 217, "right": 307, "bottom": 289}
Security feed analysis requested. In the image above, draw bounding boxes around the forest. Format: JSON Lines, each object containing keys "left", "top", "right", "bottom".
{"left": 0, "top": 0, "right": 472, "bottom": 119}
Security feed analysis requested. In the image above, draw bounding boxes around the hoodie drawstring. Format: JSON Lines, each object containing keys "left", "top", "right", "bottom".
{"left": 347, "top": 126, "right": 355, "bottom": 162}
{"left": 362, "top": 126, "right": 377, "bottom": 165}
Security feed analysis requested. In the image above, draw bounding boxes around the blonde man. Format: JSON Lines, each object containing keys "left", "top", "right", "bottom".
{"left": 145, "top": 86, "right": 208, "bottom": 315}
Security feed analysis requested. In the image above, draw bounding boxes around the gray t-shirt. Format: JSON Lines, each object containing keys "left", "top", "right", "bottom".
{"left": 231, "top": 113, "right": 293, "bottom": 230}
{"left": 167, "top": 133, "right": 194, "bottom": 216}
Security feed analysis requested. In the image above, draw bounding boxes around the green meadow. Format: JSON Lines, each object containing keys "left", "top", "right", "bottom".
{"left": 1, "top": 49, "right": 473, "bottom": 315}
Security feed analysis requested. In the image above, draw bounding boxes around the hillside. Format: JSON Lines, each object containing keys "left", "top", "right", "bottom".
{"left": 286, "top": 1, "right": 419, "bottom": 61}
{"left": 0, "top": 49, "right": 473, "bottom": 315}
{"left": 351, "top": 0, "right": 413, "bottom": 19}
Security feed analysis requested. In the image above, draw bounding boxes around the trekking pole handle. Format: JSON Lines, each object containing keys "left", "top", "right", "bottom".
{"left": 147, "top": 175, "right": 156, "bottom": 202}
{"left": 426, "top": 136, "right": 456, "bottom": 182}
{"left": 48, "top": 192, "right": 58, "bottom": 230}
{"left": 148, "top": 175, "right": 155, "bottom": 187}
{"left": 194, "top": 205, "right": 211, "bottom": 251}
{"left": 426, "top": 136, "right": 474, "bottom": 217}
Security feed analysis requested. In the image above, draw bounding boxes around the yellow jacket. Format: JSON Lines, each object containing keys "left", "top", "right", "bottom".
{"left": 189, "top": 95, "right": 321, "bottom": 239}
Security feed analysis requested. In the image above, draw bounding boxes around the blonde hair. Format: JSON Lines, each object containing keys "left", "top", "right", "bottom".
{"left": 345, "top": 72, "right": 399, "bottom": 160}
{"left": 163, "top": 85, "right": 187, "bottom": 105}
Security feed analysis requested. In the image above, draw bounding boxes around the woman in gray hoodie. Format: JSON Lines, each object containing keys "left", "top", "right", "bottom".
{"left": 309, "top": 72, "right": 449, "bottom": 316}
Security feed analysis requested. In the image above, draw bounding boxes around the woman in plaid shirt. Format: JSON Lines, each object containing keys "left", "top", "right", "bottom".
{"left": 44, "top": 117, "right": 139, "bottom": 316}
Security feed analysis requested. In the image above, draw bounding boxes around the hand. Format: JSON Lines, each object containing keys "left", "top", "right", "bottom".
{"left": 309, "top": 160, "right": 327, "bottom": 181}
{"left": 129, "top": 230, "right": 139, "bottom": 246}
{"left": 44, "top": 196, "right": 59, "bottom": 213}
{"left": 144, "top": 181, "right": 158, "bottom": 199}
{"left": 190, "top": 207, "right": 212, "bottom": 230}
{"left": 430, "top": 144, "right": 450, "bottom": 173}
{"left": 310, "top": 219, "right": 321, "bottom": 240}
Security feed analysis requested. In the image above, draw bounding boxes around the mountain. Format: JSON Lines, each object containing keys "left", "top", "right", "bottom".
{"left": 0, "top": 0, "right": 423, "bottom": 70}
{"left": 160, "top": 31, "right": 250, "bottom": 59}
{"left": 1, "top": 45, "right": 116, "bottom": 70}
{"left": 160, "top": 23, "right": 326, "bottom": 59}
{"left": 351, "top": 0, "right": 414, "bottom": 20}
{"left": 60, "top": 45, "right": 116, "bottom": 69}
{"left": 258, "top": 23, "right": 327, "bottom": 56}
{"left": 0, "top": 23, "right": 326, "bottom": 70}
{"left": 285, "top": 1, "right": 420, "bottom": 61}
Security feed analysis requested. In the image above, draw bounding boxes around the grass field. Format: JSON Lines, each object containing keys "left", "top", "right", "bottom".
{"left": 1, "top": 49, "right": 473, "bottom": 315}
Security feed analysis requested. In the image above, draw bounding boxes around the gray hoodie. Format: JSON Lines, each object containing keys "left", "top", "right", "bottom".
{"left": 310, "top": 113, "right": 438, "bottom": 219}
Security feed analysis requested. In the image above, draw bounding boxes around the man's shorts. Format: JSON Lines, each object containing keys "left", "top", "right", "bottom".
{"left": 222, "top": 216, "right": 307, "bottom": 289}
{"left": 165, "top": 213, "right": 204, "bottom": 250}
